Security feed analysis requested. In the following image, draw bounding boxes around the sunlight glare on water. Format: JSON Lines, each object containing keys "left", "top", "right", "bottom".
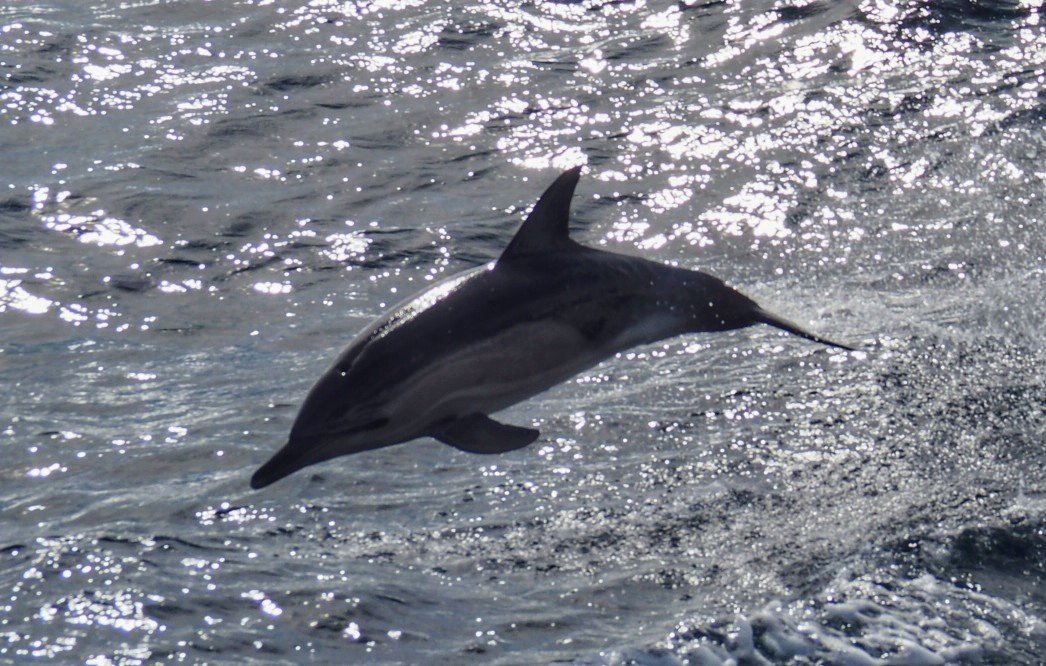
{"left": 0, "top": 0, "right": 1043, "bottom": 663}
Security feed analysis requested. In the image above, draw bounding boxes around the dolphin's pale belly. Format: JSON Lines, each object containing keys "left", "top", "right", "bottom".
{"left": 339, "top": 296, "right": 692, "bottom": 439}
{"left": 381, "top": 319, "right": 602, "bottom": 426}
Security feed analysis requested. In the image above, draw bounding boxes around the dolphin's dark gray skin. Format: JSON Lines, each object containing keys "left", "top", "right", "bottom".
{"left": 251, "top": 168, "right": 855, "bottom": 489}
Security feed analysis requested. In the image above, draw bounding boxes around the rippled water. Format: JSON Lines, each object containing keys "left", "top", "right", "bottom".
{"left": 2, "top": 1, "right": 1043, "bottom": 663}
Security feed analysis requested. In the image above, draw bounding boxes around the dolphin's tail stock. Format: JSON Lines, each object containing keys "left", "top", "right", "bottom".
{"left": 754, "top": 307, "right": 857, "bottom": 352}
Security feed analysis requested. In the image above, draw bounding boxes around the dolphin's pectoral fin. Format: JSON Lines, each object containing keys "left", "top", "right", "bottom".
{"left": 433, "top": 414, "right": 540, "bottom": 454}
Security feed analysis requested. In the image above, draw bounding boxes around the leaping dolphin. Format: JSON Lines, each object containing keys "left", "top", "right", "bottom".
{"left": 251, "top": 167, "right": 855, "bottom": 489}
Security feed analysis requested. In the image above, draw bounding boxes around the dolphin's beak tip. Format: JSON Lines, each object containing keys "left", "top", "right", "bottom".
{"left": 250, "top": 445, "right": 295, "bottom": 490}
{"left": 249, "top": 472, "right": 270, "bottom": 490}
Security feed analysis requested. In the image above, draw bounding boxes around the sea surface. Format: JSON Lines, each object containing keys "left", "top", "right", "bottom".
{"left": 1, "top": 1, "right": 1043, "bottom": 663}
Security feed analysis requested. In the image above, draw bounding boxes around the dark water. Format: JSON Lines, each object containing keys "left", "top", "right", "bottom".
{"left": 1, "top": 0, "right": 1043, "bottom": 663}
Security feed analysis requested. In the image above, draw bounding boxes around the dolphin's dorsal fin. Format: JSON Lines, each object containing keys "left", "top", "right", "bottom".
{"left": 499, "top": 166, "right": 581, "bottom": 261}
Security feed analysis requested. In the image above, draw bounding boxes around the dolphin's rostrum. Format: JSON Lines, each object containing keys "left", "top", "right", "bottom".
{"left": 251, "top": 168, "right": 855, "bottom": 489}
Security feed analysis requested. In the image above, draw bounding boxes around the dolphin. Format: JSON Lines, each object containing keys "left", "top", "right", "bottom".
{"left": 251, "top": 167, "right": 855, "bottom": 489}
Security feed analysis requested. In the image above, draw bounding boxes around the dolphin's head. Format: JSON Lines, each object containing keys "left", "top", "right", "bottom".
{"left": 251, "top": 367, "right": 395, "bottom": 489}
{"left": 250, "top": 413, "right": 394, "bottom": 489}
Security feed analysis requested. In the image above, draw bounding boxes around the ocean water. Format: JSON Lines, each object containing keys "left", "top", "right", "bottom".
{"left": 1, "top": 0, "right": 1043, "bottom": 663}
